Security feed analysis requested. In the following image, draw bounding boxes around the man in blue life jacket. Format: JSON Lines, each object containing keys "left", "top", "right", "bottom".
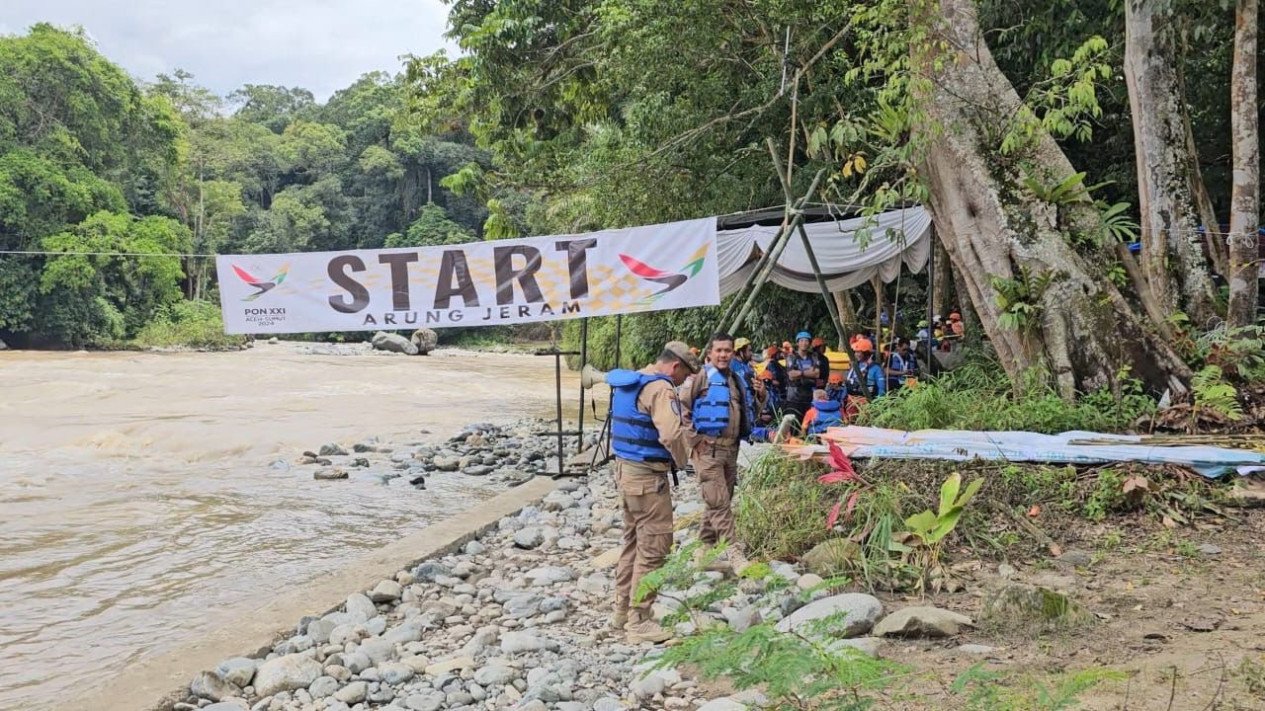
{"left": 784, "top": 331, "right": 821, "bottom": 427}
{"left": 802, "top": 388, "right": 845, "bottom": 437}
{"left": 682, "top": 332, "right": 765, "bottom": 574}
{"left": 608, "top": 340, "right": 699, "bottom": 643}
{"left": 847, "top": 347, "right": 887, "bottom": 400}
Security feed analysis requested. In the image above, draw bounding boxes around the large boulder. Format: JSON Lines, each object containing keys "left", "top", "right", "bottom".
{"left": 252, "top": 654, "right": 323, "bottom": 697}
{"left": 981, "top": 584, "right": 1092, "bottom": 629}
{"left": 773, "top": 593, "right": 883, "bottom": 638}
{"left": 873, "top": 606, "right": 973, "bottom": 638}
{"left": 410, "top": 328, "right": 439, "bottom": 355}
{"left": 372, "top": 331, "right": 418, "bottom": 355}
{"left": 800, "top": 539, "right": 862, "bottom": 577}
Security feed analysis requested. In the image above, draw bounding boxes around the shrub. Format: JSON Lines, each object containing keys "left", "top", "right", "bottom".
{"left": 132, "top": 300, "right": 245, "bottom": 349}
{"left": 860, "top": 359, "right": 1155, "bottom": 433}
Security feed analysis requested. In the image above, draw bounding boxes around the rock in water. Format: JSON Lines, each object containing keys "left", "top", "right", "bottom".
{"left": 872, "top": 606, "right": 973, "bottom": 638}
{"left": 252, "top": 654, "right": 323, "bottom": 696}
{"left": 774, "top": 593, "right": 883, "bottom": 638}
{"left": 372, "top": 331, "right": 419, "bottom": 355}
{"left": 800, "top": 539, "right": 862, "bottom": 576}
{"left": 190, "top": 670, "right": 240, "bottom": 701}
{"left": 980, "top": 584, "right": 1092, "bottom": 628}
{"left": 319, "top": 443, "right": 348, "bottom": 456}
{"left": 410, "top": 328, "right": 439, "bottom": 355}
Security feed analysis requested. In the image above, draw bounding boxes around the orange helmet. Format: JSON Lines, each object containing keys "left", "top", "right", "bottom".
{"left": 759, "top": 368, "right": 775, "bottom": 380}
{"left": 853, "top": 336, "right": 874, "bottom": 353}
{"left": 765, "top": 346, "right": 779, "bottom": 359}
{"left": 811, "top": 337, "right": 825, "bottom": 348}
{"left": 828, "top": 372, "right": 844, "bottom": 385}
{"left": 949, "top": 312, "right": 962, "bottom": 321}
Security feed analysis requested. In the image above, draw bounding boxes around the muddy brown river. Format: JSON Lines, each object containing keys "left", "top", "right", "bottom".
{"left": 0, "top": 343, "right": 578, "bottom": 710}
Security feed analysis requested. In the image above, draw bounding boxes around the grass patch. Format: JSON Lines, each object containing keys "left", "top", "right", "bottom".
{"left": 736, "top": 449, "right": 1234, "bottom": 589}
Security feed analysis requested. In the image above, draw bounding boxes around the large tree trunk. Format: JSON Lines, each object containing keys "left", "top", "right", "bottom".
{"left": 1227, "top": 0, "right": 1260, "bottom": 327}
{"left": 1123, "top": 0, "right": 1221, "bottom": 328}
{"left": 919, "top": 0, "right": 1192, "bottom": 397}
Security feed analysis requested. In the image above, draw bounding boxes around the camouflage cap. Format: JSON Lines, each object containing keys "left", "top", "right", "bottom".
{"left": 663, "top": 341, "right": 702, "bottom": 373}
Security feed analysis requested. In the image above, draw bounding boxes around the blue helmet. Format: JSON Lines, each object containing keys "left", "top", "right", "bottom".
{"left": 795, "top": 331, "right": 811, "bottom": 342}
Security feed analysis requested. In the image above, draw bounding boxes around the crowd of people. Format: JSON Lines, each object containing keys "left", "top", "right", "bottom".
{"left": 603, "top": 317, "right": 967, "bottom": 643}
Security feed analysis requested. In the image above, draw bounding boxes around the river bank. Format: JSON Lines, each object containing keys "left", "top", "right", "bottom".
{"left": 157, "top": 433, "right": 1265, "bottom": 711}
{"left": 0, "top": 344, "right": 575, "bottom": 711}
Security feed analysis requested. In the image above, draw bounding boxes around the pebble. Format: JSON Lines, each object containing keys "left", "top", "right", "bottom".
{"left": 188, "top": 419, "right": 925, "bottom": 711}
{"left": 370, "top": 579, "right": 403, "bottom": 602}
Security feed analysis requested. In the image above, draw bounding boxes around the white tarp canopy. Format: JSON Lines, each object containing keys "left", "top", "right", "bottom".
{"left": 716, "top": 206, "right": 932, "bottom": 297}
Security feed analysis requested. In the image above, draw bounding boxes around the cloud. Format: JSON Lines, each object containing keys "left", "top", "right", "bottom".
{"left": 0, "top": 0, "right": 457, "bottom": 100}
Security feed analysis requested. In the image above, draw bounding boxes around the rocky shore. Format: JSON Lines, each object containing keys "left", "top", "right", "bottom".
{"left": 169, "top": 423, "right": 981, "bottom": 711}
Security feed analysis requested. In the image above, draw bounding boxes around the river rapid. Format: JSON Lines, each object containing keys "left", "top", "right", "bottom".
{"left": 0, "top": 343, "right": 574, "bottom": 710}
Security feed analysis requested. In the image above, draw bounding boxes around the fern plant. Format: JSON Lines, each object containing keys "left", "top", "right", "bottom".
{"left": 1191, "top": 365, "right": 1243, "bottom": 422}
{"left": 639, "top": 545, "right": 894, "bottom": 711}
{"left": 991, "top": 266, "right": 1057, "bottom": 334}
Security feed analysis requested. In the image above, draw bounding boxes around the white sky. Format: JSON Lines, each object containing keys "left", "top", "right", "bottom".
{"left": 0, "top": 0, "right": 457, "bottom": 100}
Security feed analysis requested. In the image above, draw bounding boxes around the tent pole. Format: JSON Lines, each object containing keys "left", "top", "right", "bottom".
{"left": 714, "top": 221, "right": 788, "bottom": 332}
{"left": 728, "top": 169, "right": 825, "bottom": 334}
{"left": 763, "top": 139, "right": 864, "bottom": 386}
{"left": 926, "top": 230, "right": 935, "bottom": 374}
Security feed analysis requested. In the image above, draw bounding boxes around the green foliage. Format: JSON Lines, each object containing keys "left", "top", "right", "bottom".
{"left": 860, "top": 360, "right": 1156, "bottom": 434}
{"left": 639, "top": 545, "right": 892, "bottom": 711}
{"left": 132, "top": 299, "right": 246, "bottom": 349}
{"left": 1191, "top": 365, "right": 1244, "bottom": 421}
{"left": 1082, "top": 468, "right": 1127, "bottom": 522}
{"left": 890, "top": 472, "right": 983, "bottom": 593}
{"left": 387, "top": 204, "right": 475, "bottom": 248}
{"left": 990, "top": 266, "right": 1057, "bottom": 334}
{"left": 952, "top": 663, "right": 1127, "bottom": 710}
{"left": 37, "top": 211, "right": 188, "bottom": 346}
{"left": 734, "top": 450, "right": 840, "bottom": 561}
{"left": 903, "top": 473, "right": 983, "bottom": 547}
{"left": 1195, "top": 324, "right": 1265, "bottom": 382}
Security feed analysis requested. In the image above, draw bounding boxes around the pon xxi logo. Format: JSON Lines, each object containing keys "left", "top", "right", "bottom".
{"left": 618, "top": 243, "right": 709, "bottom": 303}
{"left": 232, "top": 264, "right": 289, "bottom": 302}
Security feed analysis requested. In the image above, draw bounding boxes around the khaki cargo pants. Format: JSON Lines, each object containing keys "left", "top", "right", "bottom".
{"left": 614, "top": 459, "right": 674, "bottom": 612}
{"left": 694, "top": 440, "right": 739, "bottom": 548}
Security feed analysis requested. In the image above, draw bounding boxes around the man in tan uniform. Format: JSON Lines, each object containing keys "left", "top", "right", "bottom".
{"left": 607, "top": 341, "right": 698, "bottom": 643}
{"left": 682, "top": 332, "right": 764, "bottom": 572}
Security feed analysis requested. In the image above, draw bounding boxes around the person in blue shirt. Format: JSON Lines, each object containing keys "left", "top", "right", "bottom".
{"left": 847, "top": 348, "right": 886, "bottom": 400}
{"left": 889, "top": 339, "right": 920, "bottom": 392}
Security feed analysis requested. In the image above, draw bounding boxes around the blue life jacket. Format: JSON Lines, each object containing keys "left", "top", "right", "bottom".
{"left": 692, "top": 365, "right": 732, "bottom": 437}
{"left": 607, "top": 369, "right": 674, "bottom": 463}
{"left": 807, "top": 399, "right": 844, "bottom": 435}
{"left": 731, "top": 360, "right": 758, "bottom": 439}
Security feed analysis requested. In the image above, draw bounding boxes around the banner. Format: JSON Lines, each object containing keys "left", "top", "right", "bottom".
{"left": 216, "top": 218, "right": 719, "bottom": 334}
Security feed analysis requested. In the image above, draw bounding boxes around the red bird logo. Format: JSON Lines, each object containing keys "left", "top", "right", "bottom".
{"left": 618, "top": 254, "right": 688, "bottom": 294}
{"left": 232, "top": 264, "right": 289, "bottom": 301}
